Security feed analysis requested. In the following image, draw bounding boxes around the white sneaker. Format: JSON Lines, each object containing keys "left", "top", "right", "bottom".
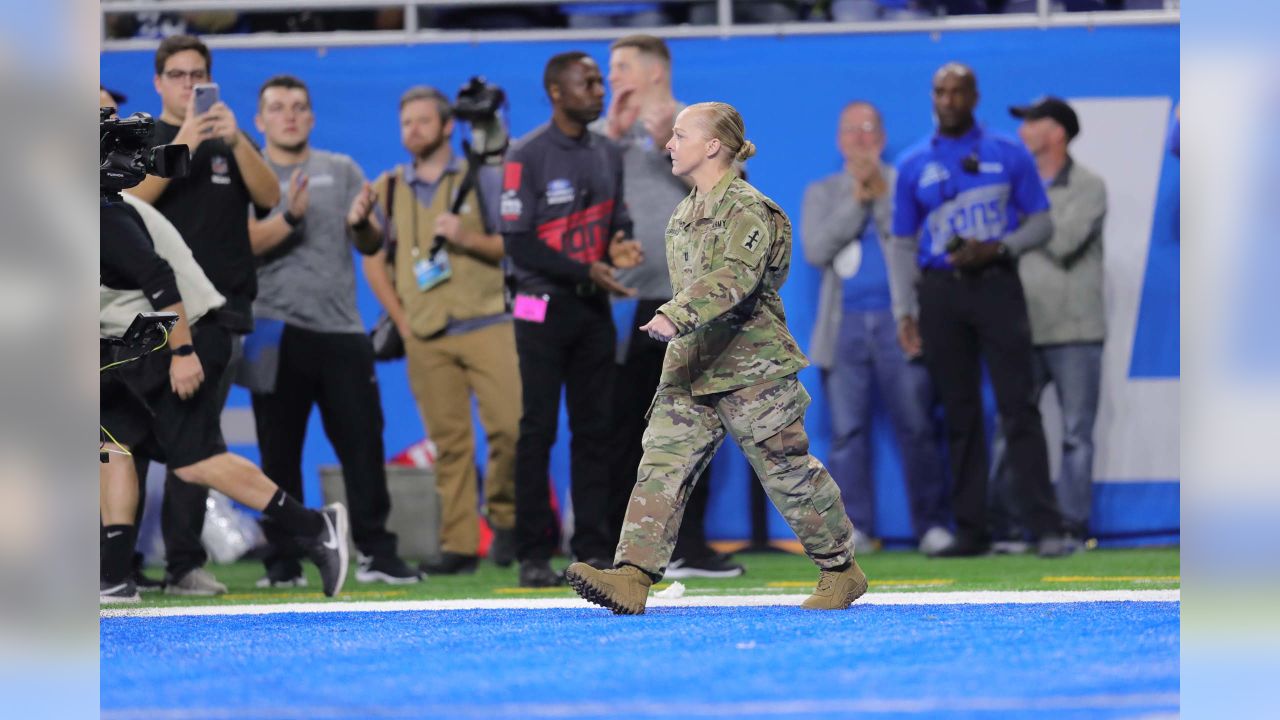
{"left": 991, "top": 539, "right": 1032, "bottom": 555}
{"left": 918, "top": 526, "right": 955, "bottom": 556}
{"left": 164, "top": 567, "right": 227, "bottom": 596}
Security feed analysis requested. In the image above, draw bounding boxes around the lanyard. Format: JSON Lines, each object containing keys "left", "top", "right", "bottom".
{"left": 408, "top": 169, "right": 459, "bottom": 260}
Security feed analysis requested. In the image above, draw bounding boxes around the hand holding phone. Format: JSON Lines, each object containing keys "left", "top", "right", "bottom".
{"left": 193, "top": 83, "right": 220, "bottom": 116}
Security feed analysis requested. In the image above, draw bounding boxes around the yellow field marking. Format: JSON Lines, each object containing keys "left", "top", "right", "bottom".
{"left": 1042, "top": 576, "right": 1180, "bottom": 583}
{"left": 767, "top": 579, "right": 955, "bottom": 589}
{"left": 220, "top": 589, "right": 412, "bottom": 601}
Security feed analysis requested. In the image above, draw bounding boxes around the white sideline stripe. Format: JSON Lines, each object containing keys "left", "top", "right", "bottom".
{"left": 102, "top": 693, "right": 1181, "bottom": 719}
{"left": 101, "top": 589, "right": 1178, "bottom": 618}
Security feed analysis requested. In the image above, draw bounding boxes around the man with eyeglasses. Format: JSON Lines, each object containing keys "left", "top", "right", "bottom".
{"left": 885, "top": 63, "right": 1072, "bottom": 559}
{"left": 125, "top": 34, "right": 280, "bottom": 596}
{"left": 801, "top": 100, "right": 952, "bottom": 558}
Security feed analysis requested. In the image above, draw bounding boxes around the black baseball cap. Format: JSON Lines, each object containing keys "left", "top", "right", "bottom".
{"left": 1009, "top": 96, "right": 1079, "bottom": 141}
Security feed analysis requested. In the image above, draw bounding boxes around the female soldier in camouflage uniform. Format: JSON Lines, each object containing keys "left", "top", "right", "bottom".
{"left": 566, "top": 102, "right": 869, "bottom": 614}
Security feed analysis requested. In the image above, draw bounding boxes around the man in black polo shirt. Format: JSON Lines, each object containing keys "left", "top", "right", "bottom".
{"left": 501, "top": 51, "right": 643, "bottom": 587}
{"left": 126, "top": 34, "right": 280, "bottom": 595}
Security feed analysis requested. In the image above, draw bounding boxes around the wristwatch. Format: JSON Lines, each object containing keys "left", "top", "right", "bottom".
{"left": 173, "top": 344, "right": 196, "bottom": 357}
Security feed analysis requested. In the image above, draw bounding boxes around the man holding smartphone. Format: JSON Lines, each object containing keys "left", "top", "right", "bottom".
{"left": 125, "top": 34, "right": 280, "bottom": 595}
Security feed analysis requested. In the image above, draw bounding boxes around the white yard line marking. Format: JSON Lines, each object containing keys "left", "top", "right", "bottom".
{"left": 102, "top": 692, "right": 1180, "bottom": 719}
{"left": 102, "top": 589, "right": 1178, "bottom": 619}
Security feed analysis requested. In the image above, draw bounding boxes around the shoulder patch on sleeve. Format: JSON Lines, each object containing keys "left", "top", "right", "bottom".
{"left": 725, "top": 208, "right": 771, "bottom": 264}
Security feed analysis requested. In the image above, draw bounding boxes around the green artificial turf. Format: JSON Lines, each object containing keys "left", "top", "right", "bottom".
{"left": 123, "top": 546, "right": 1179, "bottom": 608}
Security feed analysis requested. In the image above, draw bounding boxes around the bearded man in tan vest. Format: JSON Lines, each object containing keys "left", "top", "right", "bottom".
{"left": 362, "top": 86, "right": 520, "bottom": 575}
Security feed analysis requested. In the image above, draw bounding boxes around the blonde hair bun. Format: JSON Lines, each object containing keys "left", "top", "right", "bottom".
{"left": 687, "top": 101, "right": 755, "bottom": 167}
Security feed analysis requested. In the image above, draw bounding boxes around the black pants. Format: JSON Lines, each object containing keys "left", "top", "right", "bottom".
{"left": 608, "top": 298, "right": 714, "bottom": 560}
{"left": 514, "top": 291, "right": 617, "bottom": 562}
{"left": 132, "top": 319, "right": 238, "bottom": 580}
{"left": 917, "top": 264, "right": 1063, "bottom": 543}
{"left": 251, "top": 325, "right": 397, "bottom": 570}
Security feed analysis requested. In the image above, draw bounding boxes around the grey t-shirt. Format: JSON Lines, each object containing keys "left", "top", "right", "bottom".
{"left": 256, "top": 149, "right": 366, "bottom": 334}
{"left": 590, "top": 103, "right": 689, "bottom": 300}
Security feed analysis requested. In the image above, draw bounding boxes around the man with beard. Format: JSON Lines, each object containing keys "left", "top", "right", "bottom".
{"left": 362, "top": 86, "right": 522, "bottom": 577}
{"left": 242, "top": 74, "right": 419, "bottom": 587}
{"left": 500, "top": 52, "right": 644, "bottom": 587}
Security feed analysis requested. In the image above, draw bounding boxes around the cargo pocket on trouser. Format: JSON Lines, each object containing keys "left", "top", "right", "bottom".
{"left": 735, "top": 377, "right": 852, "bottom": 566}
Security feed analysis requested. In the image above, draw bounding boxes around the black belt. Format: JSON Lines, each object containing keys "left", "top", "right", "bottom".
{"left": 922, "top": 259, "right": 1014, "bottom": 279}
{"left": 524, "top": 283, "right": 604, "bottom": 299}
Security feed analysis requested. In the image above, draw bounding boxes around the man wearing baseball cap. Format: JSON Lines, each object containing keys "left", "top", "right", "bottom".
{"left": 989, "top": 96, "right": 1108, "bottom": 552}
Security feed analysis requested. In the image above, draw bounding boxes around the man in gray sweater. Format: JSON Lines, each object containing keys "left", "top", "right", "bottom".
{"left": 801, "top": 101, "right": 951, "bottom": 556}
{"left": 990, "top": 97, "right": 1108, "bottom": 549}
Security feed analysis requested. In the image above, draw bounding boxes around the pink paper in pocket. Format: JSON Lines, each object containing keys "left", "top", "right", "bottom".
{"left": 512, "top": 293, "right": 549, "bottom": 323}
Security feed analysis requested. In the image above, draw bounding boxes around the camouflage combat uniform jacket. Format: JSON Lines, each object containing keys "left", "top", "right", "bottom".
{"left": 656, "top": 171, "right": 809, "bottom": 396}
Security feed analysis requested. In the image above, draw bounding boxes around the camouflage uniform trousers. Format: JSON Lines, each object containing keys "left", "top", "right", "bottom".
{"left": 614, "top": 374, "right": 855, "bottom": 577}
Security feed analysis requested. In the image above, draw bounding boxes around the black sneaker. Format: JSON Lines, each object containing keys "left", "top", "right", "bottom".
{"left": 304, "top": 503, "right": 350, "bottom": 597}
{"left": 518, "top": 559, "right": 562, "bottom": 588}
{"left": 664, "top": 553, "right": 745, "bottom": 579}
{"left": 100, "top": 578, "right": 140, "bottom": 604}
{"left": 489, "top": 528, "right": 516, "bottom": 567}
{"left": 132, "top": 568, "right": 166, "bottom": 593}
{"left": 255, "top": 561, "right": 308, "bottom": 589}
{"left": 931, "top": 537, "right": 991, "bottom": 558}
{"left": 419, "top": 552, "right": 478, "bottom": 576}
{"left": 357, "top": 554, "right": 422, "bottom": 584}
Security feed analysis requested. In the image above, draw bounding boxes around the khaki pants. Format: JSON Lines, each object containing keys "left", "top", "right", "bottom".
{"left": 615, "top": 375, "right": 855, "bottom": 576}
{"left": 405, "top": 321, "right": 521, "bottom": 555}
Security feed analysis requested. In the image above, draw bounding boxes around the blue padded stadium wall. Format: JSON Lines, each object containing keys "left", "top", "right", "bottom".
{"left": 100, "top": 24, "right": 1180, "bottom": 545}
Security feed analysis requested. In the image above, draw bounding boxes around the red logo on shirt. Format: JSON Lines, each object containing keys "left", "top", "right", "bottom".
{"left": 536, "top": 200, "right": 614, "bottom": 263}
{"left": 503, "top": 162, "right": 523, "bottom": 192}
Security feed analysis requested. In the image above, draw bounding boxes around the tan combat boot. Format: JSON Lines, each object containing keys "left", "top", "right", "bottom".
{"left": 565, "top": 562, "right": 653, "bottom": 615}
{"left": 801, "top": 559, "right": 869, "bottom": 610}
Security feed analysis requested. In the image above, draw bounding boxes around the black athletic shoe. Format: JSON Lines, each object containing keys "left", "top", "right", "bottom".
{"left": 489, "top": 528, "right": 516, "bottom": 567}
{"left": 255, "top": 562, "right": 308, "bottom": 589}
{"left": 304, "top": 503, "right": 350, "bottom": 597}
{"left": 132, "top": 568, "right": 166, "bottom": 593}
{"left": 357, "top": 554, "right": 421, "bottom": 584}
{"left": 664, "top": 553, "right": 745, "bottom": 579}
{"left": 931, "top": 537, "right": 992, "bottom": 558}
{"left": 418, "top": 552, "right": 478, "bottom": 576}
{"left": 518, "top": 559, "right": 562, "bottom": 588}
{"left": 100, "top": 578, "right": 140, "bottom": 604}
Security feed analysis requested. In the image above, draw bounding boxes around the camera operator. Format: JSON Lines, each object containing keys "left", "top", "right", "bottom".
{"left": 361, "top": 85, "right": 521, "bottom": 576}
{"left": 100, "top": 110, "right": 349, "bottom": 603}
{"left": 244, "top": 74, "right": 418, "bottom": 587}
{"left": 123, "top": 35, "right": 281, "bottom": 596}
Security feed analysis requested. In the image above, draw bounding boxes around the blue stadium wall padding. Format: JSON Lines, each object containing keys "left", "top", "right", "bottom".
{"left": 102, "top": 24, "right": 1179, "bottom": 543}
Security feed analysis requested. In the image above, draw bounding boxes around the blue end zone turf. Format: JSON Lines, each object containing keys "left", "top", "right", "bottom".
{"left": 102, "top": 602, "right": 1178, "bottom": 719}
